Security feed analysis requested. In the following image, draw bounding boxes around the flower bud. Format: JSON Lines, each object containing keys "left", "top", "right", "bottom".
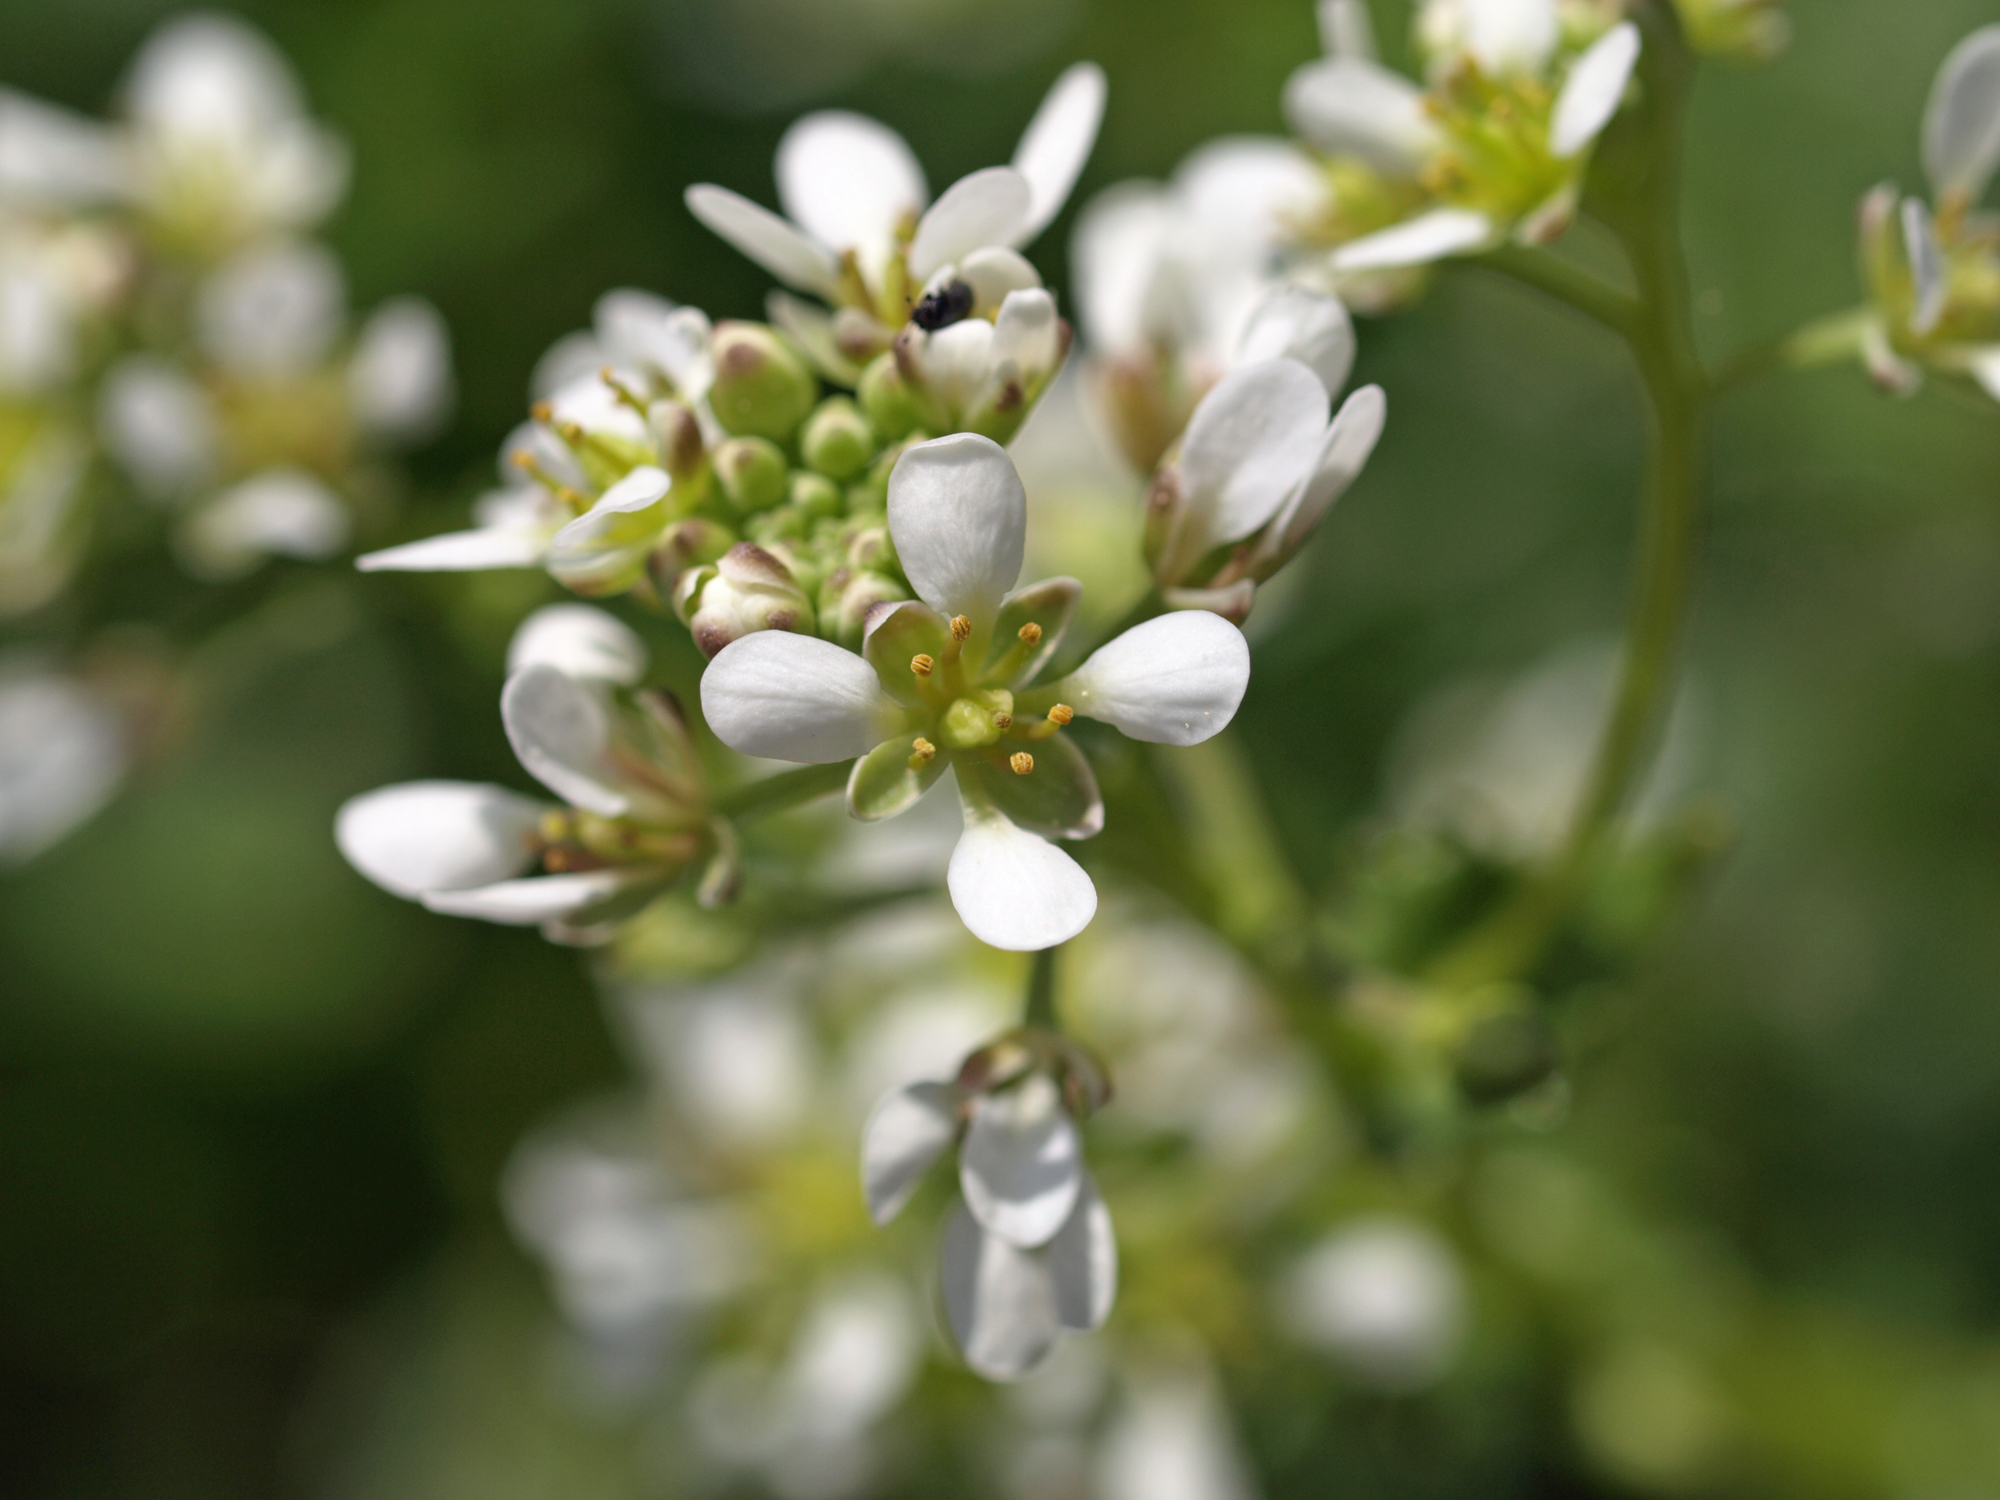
{"left": 800, "top": 396, "right": 876, "bottom": 480}
{"left": 674, "top": 541, "right": 815, "bottom": 657}
{"left": 645, "top": 516, "right": 734, "bottom": 593}
{"left": 713, "top": 436, "right": 789, "bottom": 514}
{"left": 788, "top": 470, "right": 842, "bottom": 521}
{"left": 858, "top": 352, "right": 923, "bottom": 442}
{"left": 1142, "top": 466, "right": 1188, "bottom": 584}
{"left": 842, "top": 522, "right": 894, "bottom": 573}
{"left": 821, "top": 568, "right": 908, "bottom": 647}
{"left": 708, "top": 322, "right": 818, "bottom": 442}
{"left": 647, "top": 399, "right": 709, "bottom": 487}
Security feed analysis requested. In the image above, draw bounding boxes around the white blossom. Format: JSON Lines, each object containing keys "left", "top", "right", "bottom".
{"left": 0, "top": 657, "right": 126, "bottom": 865}
{"left": 700, "top": 434, "right": 1250, "bottom": 951}
{"left": 178, "top": 467, "right": 350, "bottom": 578}
{"left": 195, "top": 239, "right": 345, "bottom": 379}
{"left": 348, "top": 295, "right": 454, "bottom": 442}
{"left": 1282, "top": 1217, "right": 1468, "bottom": 1391}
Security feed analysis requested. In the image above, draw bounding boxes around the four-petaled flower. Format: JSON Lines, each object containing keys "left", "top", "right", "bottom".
{"left": 337, "top": 604, "right": 727, "bottom": 942}
{"left": 862, "top": 1035, "right": 1115, "bottom": 1381}
{"left": 700, "top": 432, "right": 1250, "bottom": 951}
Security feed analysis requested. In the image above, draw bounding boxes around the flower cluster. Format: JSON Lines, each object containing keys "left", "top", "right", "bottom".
{"left": 0, "top": 13, "right": 451, "bottom": 604}
{"left": 337, "top": 604, "right": 727, "bottom": 944}
{"left": 1854, "top": 26, "right": 2000, "bottom": 402}
{"left": 1280, "top": 0, "right": 1642, "bottom": 293}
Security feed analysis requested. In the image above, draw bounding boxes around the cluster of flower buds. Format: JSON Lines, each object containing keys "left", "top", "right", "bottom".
{"left": 863, "top": 1026, "right": 1115, "bottom": 1381}
{"left": 1853, "top": 27, "right": 2000, "bottom": 402}
{"left": 0, "top": 14, "right": 451, "bottom": 605}
{"left": 1280, "top": 0, "right": 1642, "bottom": 295}
{"left": 336, "top": 605, "right": 729, "bottom": 943}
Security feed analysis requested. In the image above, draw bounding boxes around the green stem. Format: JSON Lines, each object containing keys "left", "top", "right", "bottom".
{"left": 1472, "top": 243, "right": 1641, "bottom": 340}
{"left": 1024, "top": 944, "right": 1060, "bottom": 1030}
{"left": 1429, "top": 1, "right": 1710, "bottom": 990}
{"left": 714, "top": 759, "right": 852, "bottom": 821}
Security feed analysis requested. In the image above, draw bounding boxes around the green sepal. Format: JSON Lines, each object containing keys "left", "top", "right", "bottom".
{"left": 847, "top": 736, "right": 946, "bottom": 822}
{"left": 986, "top": 576, "right": 1082, "bottom": 688}
{"left": 961, "top": 733, "right": 1103, "bottom": 840}
{"left": 862, "top": 599, "right": 951, "bottom": 707}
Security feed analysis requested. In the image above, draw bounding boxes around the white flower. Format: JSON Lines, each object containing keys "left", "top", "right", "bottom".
{"left": 347, "top": 295, "right": 454, "bottom": 443}
{"left": 122, "top": 12, "right": 350, "bottom": 243}
{"left": 195, "top": 239, "right": 345, "bottom": 379}
{"left": 863, "top": 1066, "right": 1116, "bottom": 1381}
{"left": 336, "top": 607, "right": 714, "bottom": 941}
{"left": 532, "top": 286, "right": 714, "bottom": 411}
{"left": 97, "top": 355, "right": 219, "bottom": 500}
{"left": 1093, "top": 1366, "right": 1258, "bottom": 1500}
{"left": 891, "top": 282, "right": 1068, "bottom": 439}
{"left": 1282, "top": 1217, "right": 1468, "bottom": 1391}
{"left": 0, "top": 657, "right": 126, "bottom": 865}
{"left": 1146, "top": 357, "right": 1386, "bottom": 614}
{"left": 0, "top": 87, "right": 128, "bottom": 207}
{"left": 506, "top": 601, "right": 648, "bottom": 686}
{"left": 685, "top": 63, "right": 1104, "bottom": 328}
{"left": 700, "top": 433, "right": 1251, "bottom": 951}
{"left": 178, "top": 466, "right": 350, "bottom": 578}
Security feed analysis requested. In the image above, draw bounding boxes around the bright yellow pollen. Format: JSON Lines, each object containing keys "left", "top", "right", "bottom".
{"left": 1048, "top": 704, "right": 1074, "bottom": 725}
{"left": 912, "top": 737, "right": 936, "bottom": 760}
{"left": 950, "top": 615, "right": 972, "bottom": 641}
{"left": 911, "top": 653, "right": 935, "bottom": 677}
{"left": 1009, "top": 752, "right": 1034, "bottom": 776}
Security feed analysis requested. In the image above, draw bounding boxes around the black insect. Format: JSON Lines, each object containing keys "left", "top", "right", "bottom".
{"left": 910, "top": 279, "right": 976, "bottom": 332}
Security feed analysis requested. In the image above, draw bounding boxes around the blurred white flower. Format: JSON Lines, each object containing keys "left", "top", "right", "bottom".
{"left": 122, "top": 12, "right": 350, "bottom": 244}
{"left": 178, "top": 466, "right": 350, "bottom": 577}
{"left": 620, "top": 965, "right": 817, "bottom": 1149}
{"left": 98, "top": 354, "right": 219, "bottom": 500}
{"left": 700, "top": 433, "right": 1250, "bottom": 950}
{"left": 1094, "top": 1366, "right": 1259, "bottom": 1500}
{"left": 1283, "top": 1216, "right": 1468, "bottom": 1391}
{"left": 0, "top": 657, "right": 126, "bottom": 865}
{"left": 347, "top": 296, "right": 455, "bottom": 443}
{"left": 0, "top": 87, "right": 128, "bottom": 207}
{"left": 196, "top": 239, "right": 345, "bottom": 378}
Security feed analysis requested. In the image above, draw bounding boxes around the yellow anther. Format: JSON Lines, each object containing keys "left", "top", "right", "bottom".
{"left": 1017, "top": 622, "right": 1042, "bottom": 645}
{"left": 992, "top": 712, "right": 1013, "bottom": 730}
{"left": 911, "top": 653, "right": 935, "bottom": 677}
{"left": 1047, "top": 703, "right": 1074, "bottom": 726}
{"left": 556, "top": 419, "right": 586, "bottom": 445}
{"left": 909, "top": 736, "right": 937, "bottom": 771}
{"left": 529, "top": 401, "right": 553, "bottom": 424}
{"left": 950, "top": 615, "right": 973, "bottom": 641}
{"left": 1009, "top": 752, "right": 1034, "bottom": 776}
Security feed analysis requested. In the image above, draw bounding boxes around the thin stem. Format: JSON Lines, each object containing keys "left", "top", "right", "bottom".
{"left": 714, "top": 759, "right": 852, "bottom": 821}
{"left": 1429, "top": 1, "right": 1710, "bottom": 989}
{"left": 1024, "top": 944, "right": 1060, "bottom": 1031}
{"left": 1472, "top": 244, "right": 1641, "bottom": 339}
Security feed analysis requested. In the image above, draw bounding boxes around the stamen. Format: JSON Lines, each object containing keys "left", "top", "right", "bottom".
{"left": 1017, "top": 622, "right": 1043, "bottom": 645}
{"left": 529, "top": 400, "right": 553, "bottom": 424}
{"left": 556, "top": 419, "right": 587, "bottom": 447}
{"left": 950, "top": 615, "right": 972, "bottom": 641}
{"left": 1047, "top": 703, "right": 1074, "bottom": 726}
{"left": 1009, "top": 752, "right": 1034, "bottom": 776}
{"left": 992, "top": 712, "right": 1013, "bottom": 731}
{"left": 908, "top": 736, "right": 937, "bottom": 771}
{"left": 600, "top": 365, "right": 650, "bottom": 414}
{"left": 911, "top": 653, "right": 935, "bottom": 677}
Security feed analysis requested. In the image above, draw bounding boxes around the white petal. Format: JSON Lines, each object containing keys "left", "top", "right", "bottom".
{"left": 125, "top": 13, "right": 304, "bottom": 140}
{"left": 1969, "top": 346, "right": 2000, "bottom": 403}
{"left": 886, "top": 433, "right": 1026, "bottom": 622}
{"left": 908, "top": 167, "right": 1034, "bottom": 284}
{"left": 1550, "top": 22, "right": 1640, "bottom": 159}
{"left": 1318, "top": 0, "right": 1378, "bottom": 59}
{"left": 356, "top": 525, "right": 548, "bottom": 572}
{"left": 939, "top": 1202, "right": 1062, "bottom": 1381}
{"left": 184, "top": 468, "right": 349, "bottom": 572}
{"left": 990, "top": 287, "right": 1061, "bottom": 387}
{"left": 97, "top": 356, "right": 217, "bottom": 497}
{"left": 684, "top": 183, "right": 841, "bottom": 298}
{"left": 1237, "top": 286, "right": 1355, "bottom": 394}
{"left": 1174, "top": 136, "right": 1325, "bottom": 253}
{"left": 956, "top": 246, "right": 1044, "bottom": 315}
{"left": 1047, "top": 1173, "right": 1117, "bottom": 1330}
{"left": 777, "top": 111, "right": 927, "bottom": 279}
{"left": 550, "top": 464, "right": 670, "bottom": 550}
{"left": 1011, "top": 62, "right": 1107, "bottom": 242}
{"left": 861, "top": 1080, "right": 956, "bottom": 1225}
{"left": 1282, "top": 58, "right": 1439, "bottom": 175}
{"left": 507, "top": 604, "right": 647, "bottom": 686}
{"left": 335, "top": 781, "right": 544, "bottom": 899}
{"left": 1179, "top": 360, "right": 1331, "bottom": 550}
{"left": 960, "top": 1073, "right": 1082, "bottom": 1248}
{"left": 1925, "top": 24, "right": 2000, "bottom": 202}
{"left": 197, "top": 240, "right": 345, "bottom": 379}
{"left": 1462, "top": 0, "right": 1559, "bottom": 74}
{"left": 1066, "top": 611, "right": 1250, "bottom": 747}
{"left": 0, "top": 87, "right": 127, "bottom": 205}
{"left": 1266, "top": 382, "right": 1386, "bottom": 555}
{"left": 421, "top": 867, "right": 651, "bottom": 925}
{"left": 349, "top": 296, "right": 453, "bottom": 441}
{"left": 913, "top": 318, "right": 996, "bottom": 416}
{"left": 1331, "top": 207, "right": 1494, "bottom": 272}
{"left": 501, "top": 663, "right": 627, "bottom": 816}
{"left": 947, "top": 802, "right": 1098, "bottom": 952}
{"left": 595, "top": 290, "right": 713, "bottom": 399}
{"left": 700, "top": 630, "right": 895, "bottom": 763}
{"left": 1070, "top": 182, "right": 1173, "bottom": 353}
{"left": 1904, "top": 197, "right": 1948, "bottom": 337}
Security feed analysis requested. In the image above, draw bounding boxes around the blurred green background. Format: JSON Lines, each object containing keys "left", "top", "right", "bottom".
{"left": 7, "top": 0, "right": 2000, "bottom": 1495}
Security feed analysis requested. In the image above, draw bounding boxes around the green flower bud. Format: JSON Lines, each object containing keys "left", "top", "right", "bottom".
{"left": 842, "top": 522, "right": 894, "bottom": 573}
{"left": 857, "top": 352, "right": 923, "bottom": 442}
{"left": 675, "top": 541, "right": 815, "bottom": 657}
{"left": 709, "top": 322, "right": 818, "bottom": 442}
{"left": 788, "top": 470, "right": 842, "bottom": 521}
{"left": 746, "top": 504, "right": 811, "bottom": 545}
{"left": 800, "top": 396, "right": 876, "bottom": 481}
{"left": 646, "top": 516, "right": 735, "bottom": 593}
{"left": 822, "top": 568, "right": 908, "bottom": 647}
{"left": 713, "top": 436, "right": 790, "bottom": 514}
